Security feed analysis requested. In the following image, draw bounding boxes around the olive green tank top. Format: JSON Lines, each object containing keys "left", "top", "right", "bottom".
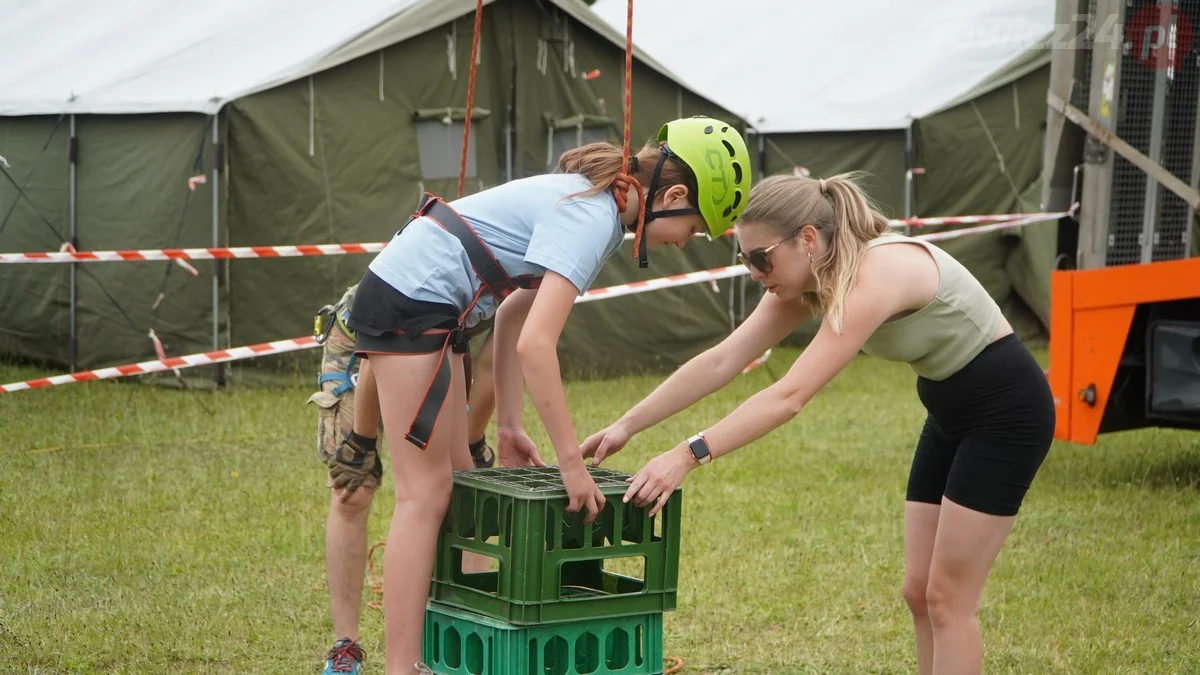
{"left": 857, "top": 234, "right": 1004, "bottom": 381}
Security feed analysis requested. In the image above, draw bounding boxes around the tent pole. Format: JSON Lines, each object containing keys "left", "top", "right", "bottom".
{"left": 505, "top": 5, "right": 517, "bottom": 183}
{"left": 68, "top": 114, "right": 78, "bottom": 371}
{"left": 211, "top": 114, "right": 224, "bottom": 386}
{"left": 904, "top": 119, "right": 915, "bottom": 235}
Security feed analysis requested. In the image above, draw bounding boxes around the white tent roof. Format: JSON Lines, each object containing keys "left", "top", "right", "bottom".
{"left": 589, "top": 0, "right": 1055, "bottom": 133}
{"left": 0, "top": 0, "right": 684, "bottom": 116}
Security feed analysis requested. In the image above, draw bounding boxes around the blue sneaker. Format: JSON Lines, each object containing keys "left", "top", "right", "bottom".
{"left": 322, "top": 638, "right": 365, "bottom": 674}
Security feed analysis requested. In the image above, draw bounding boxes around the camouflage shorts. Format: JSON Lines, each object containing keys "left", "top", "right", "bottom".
{"left": 306, "top": 285, "right": 384, "bottom": 490}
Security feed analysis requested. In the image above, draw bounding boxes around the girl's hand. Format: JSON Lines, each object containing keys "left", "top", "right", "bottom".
{"left": 496, "top": 427, "right": 547, "bottom": 468}
{"left": 559, "top": 461, "right": 606, "bottom": 524}
{"left": 623, "top": 444, "right": 697, "bottom": 516}
{"left": 580, "top": 422, "right": 631, "bottom": 466}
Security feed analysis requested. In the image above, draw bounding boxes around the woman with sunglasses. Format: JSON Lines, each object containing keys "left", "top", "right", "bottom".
{"left": 581, "top": 171, "right": 1055, "bottom": 675}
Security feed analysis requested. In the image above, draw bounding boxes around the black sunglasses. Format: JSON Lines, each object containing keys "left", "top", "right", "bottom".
{"left": 737, "top": 230, "right": 800, "bottom": 275}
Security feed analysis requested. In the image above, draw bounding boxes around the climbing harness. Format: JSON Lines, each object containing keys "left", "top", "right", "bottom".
{"left": 386, "top": 193, "right": 540, "bottom": 450}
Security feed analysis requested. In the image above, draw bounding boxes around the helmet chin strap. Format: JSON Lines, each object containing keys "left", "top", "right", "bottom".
{"left": 634, "top": 144, "right": 701, "bottom": 268}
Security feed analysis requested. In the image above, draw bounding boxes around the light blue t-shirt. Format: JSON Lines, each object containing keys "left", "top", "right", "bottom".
{"left": 368, "top": 173, "right": 624, "bottom": 329}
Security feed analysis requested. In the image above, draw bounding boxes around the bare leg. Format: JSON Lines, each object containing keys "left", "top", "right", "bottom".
{"left": 902, "top": 501, "right": 941, "bottom": 675}
{"left": 326, "top": 486, "right": 375, "bottom": 643}
{"left": 467, "top": 332, "right": 495, "bottom": 446}
{"left": 372, "top": 353, "right": 466, "bottom": 675}
{"left": 927, "top": 497, "right": 1016, "bottom": 675}
{"left": 353, "top": 358, "right": 383, "bottom": 438}
{"left": 454, "top": 350, "right": 494, "bottom": 574}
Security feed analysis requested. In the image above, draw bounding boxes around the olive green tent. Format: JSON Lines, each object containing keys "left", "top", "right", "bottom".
{"left": 0, "top": 0, "right": 750, "bottom": 380}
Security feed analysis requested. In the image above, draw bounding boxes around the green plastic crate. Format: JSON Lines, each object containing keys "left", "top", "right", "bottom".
{"left": 431, "top": 466, "right": 681, "bottom": 625}
{"left": 423, "top": 601, "right": 664, "bottom": 675}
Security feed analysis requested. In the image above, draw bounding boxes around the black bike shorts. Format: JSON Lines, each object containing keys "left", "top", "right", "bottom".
{"left": 906, "top": 333, "right": 1056, "bottom": 517}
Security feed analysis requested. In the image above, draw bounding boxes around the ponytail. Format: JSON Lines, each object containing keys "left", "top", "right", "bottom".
{"left": 815, "top": 173, "right": 890, "bottom": 332}
{"left": 555, "top": 140, "right": 697, "bottom": 210}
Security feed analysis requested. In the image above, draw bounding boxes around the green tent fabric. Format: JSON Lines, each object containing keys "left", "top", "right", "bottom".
{"left": 0, "top": 0, "right": 750, "bottom": 381}
{"left": 912, "top": 44, "right": 1054, "bottom": 338}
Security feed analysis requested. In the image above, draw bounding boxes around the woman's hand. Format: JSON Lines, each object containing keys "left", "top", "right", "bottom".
{"left": 580, "top": 422, "right": 631, "bottom": 466}
{"left": 623, "top": 443, "right": 698, "bottom": 516}
{"left": 559, "top": 460, "right": 606, "bottom": 524}
{"left": 496, "top": 427, "right": 547, "bottom": 468}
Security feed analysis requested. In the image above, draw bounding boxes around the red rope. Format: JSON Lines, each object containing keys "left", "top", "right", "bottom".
{"left": 611, "top": 0, "right": 647, "bottom": 260}
{"left": 457, "top": 0, "right": 485, "bottom": 199}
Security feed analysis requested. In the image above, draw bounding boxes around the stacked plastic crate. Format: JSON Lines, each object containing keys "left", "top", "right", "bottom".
{"left": 422, "top": 466, "right": 683, "bottom": 674}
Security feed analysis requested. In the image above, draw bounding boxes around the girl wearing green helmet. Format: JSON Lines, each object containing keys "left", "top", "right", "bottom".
{"left": 338, "top": 115, "right": 750, "bottom": 673}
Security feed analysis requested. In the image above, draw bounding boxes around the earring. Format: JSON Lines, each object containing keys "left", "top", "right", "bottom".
{"left": 807, "top": 251, "right": 813, "bottom": 262}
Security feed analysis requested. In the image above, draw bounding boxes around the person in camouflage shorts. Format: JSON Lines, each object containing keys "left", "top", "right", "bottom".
{"left": 308, "top": 283, "right": 496, "bottom": 675}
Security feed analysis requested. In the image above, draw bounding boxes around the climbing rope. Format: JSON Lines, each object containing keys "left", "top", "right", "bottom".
{"left": 609, "top": 0, "right": 648, "bottom": 264}
{"left": 366, "top": 539, "right": 386, "bottom": 611}
{"left": 457, "top": 0, "right": 485, "bottom": 199}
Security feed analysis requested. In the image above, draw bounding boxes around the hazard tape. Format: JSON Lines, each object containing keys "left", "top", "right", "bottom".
{"left": 0, "top": 217, "right": 1056, "bottom": 394}
{"left": 887, "top": 211, "right": 1062, "bottom": 228}
{"left": 0, "top": 243, "right": 386, "bottom": 264}
{"left": 0, "top": 265, "right": 745, "bottom": 393}
{"left": 0, "top": 337, "right": 319, "bottom": 393}
{"left": 575, "top": 265, "right": 746, "bottom": 303}
{"left": 908, "top": 213, "right": 1055, "bottom": 242}
{"left": 0, "top": 210, "right": 1071, "bottom": 264}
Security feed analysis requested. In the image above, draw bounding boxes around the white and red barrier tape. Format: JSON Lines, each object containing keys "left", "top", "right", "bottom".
{"left": 0, "top": 215, "right": 1061, "bottom": 394}
{"left": 0, "top": 243, "right": 386, "bottom": 264}
{"left": 0, "top": 211, "right": 1069, "bottom": 264}
{"left": 0, "top": 262, "right": 744, "bottom": 393}
{"left": 0, "top": 337, "right": 320, "bottom": 393}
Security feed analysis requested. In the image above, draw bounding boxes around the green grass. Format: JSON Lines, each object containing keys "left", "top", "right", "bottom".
{"left": 1, "top": 348, "right": 1198, "bottom": 674}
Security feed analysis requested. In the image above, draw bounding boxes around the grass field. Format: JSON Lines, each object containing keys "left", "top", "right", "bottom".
{"left": 2, "top": 346, "right": 1198, "bottom": 674}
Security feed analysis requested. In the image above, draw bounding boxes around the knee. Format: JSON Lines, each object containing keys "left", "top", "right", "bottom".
{"left": 331, "top": 487, "right": 375, "bottom": 517}
{"left": 902, "top": 576, "right": 929, "bottom": 618}
{"left": 925, "top": 574, "right": 973, "bottom": 627}
{"left": 395, "top": 472, "right": 453, "bottom": 520}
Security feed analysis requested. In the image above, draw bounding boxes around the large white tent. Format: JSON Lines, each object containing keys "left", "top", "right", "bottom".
{"left": 590, "top": 0, "right": 1056, "bottom": 132}
{"left": 0, "top": 0, "right": 683, "bottom": 116}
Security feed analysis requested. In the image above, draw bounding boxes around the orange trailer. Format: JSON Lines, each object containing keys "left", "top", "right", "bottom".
{"left": 1042, "top": 0, "right": 1200, "bottom": 445}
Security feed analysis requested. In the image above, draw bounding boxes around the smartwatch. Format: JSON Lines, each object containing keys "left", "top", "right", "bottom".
{"left": 687, "top": 431, "right": 712, "bottom": 465}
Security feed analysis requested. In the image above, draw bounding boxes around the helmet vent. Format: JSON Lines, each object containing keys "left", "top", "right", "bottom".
{"left": 722, "top": 140, "right": 736, "bottom": 157}
{"left": 704, "top": 125, "right": 714, "bottom": 134}
{"left": 732, "top": 162, "right": 743, "bottom": 185}
{"left": 721, "top": 126, "right": 729, "bottom": 132}
{"left": 731, "top": 191, "right": 742, "bottom": 210}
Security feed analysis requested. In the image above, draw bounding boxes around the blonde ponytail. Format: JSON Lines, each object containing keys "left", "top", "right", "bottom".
{"left": 740, "top": 171, "right": 891, "bottom": 333}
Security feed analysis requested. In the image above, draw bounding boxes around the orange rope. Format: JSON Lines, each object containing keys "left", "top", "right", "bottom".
{"left": 457, "top": 0, "right": 485, "bottom": 199}
{"left": 365, "top": 539, "right": 386, "bottom": 610}
{"left": 664, "top": 655, "right": 685, "bottom": 674}
{"left": 611, "top": 0, "right": 647, "bottom": 262}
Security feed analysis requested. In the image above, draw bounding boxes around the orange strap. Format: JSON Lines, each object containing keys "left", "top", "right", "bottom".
{"left": 457, "top": 0, "right": 485, "bottom": 199}
{"left": 612, "top": 0, "right": 647, "bottom": 260}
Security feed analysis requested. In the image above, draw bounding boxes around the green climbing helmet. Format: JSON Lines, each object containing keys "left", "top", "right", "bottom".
{"left": 657, "top": 116, "right": 752, "bottom": 239}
